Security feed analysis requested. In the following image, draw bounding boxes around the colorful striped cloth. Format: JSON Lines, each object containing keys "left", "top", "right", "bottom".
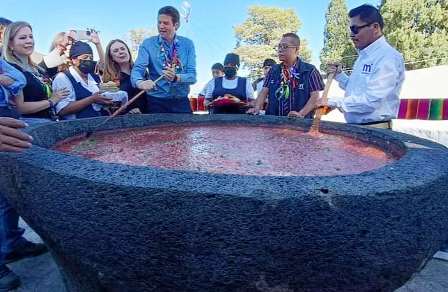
{"left": 398, "top": 99, "right": 448, "bottom": 120}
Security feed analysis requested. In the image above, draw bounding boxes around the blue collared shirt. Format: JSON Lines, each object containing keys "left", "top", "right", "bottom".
{"left": 0, "top": 59, "right": 27, "bottom": 107}
{"left": 131, "top": 35, "right": 196, "bottom": 99}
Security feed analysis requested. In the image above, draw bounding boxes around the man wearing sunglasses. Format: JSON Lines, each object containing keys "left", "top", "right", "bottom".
{"left": 318, "top": 4, "right": 404, "bottom": 129}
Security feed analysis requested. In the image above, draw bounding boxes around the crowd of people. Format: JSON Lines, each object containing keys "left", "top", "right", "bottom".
{"left": 0, "top": 3, "right": 406, "bottom": 290}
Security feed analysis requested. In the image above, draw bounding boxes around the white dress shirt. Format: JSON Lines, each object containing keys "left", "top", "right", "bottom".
{"left": 329, "top": 36, "right": 405, "bottom": 124}
{"left": 52, "top": 66, "right": 100, "bottom": 120}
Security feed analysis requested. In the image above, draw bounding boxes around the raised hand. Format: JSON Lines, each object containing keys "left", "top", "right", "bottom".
{"left": 89, "top": 31, "right": 101, "bottom": 45}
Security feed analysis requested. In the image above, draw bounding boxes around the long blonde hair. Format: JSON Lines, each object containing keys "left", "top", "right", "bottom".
{"left": 2, "top": 21, "right": 35, "bottom": 69}
{"left": 103, "top": 39, "right": 133, "bottom": 83}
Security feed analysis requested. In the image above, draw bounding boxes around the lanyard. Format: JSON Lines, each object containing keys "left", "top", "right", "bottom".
{"left": 159, "top": 38, "right": 182, "bottom": 72}
{"left": 275, "top": 61, "right": 300, "bottom": 115}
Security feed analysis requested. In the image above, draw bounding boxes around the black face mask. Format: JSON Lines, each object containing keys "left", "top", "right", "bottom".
{"left": 224, "top": 67, "right": 237, "bottom": 78}
{"left": 78, "top": 60, "right": 97, "bottom": 75}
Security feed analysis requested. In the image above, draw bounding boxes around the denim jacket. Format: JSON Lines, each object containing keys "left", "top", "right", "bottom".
{"left": 0, "top": 59, "right": 27, "bottom": 107}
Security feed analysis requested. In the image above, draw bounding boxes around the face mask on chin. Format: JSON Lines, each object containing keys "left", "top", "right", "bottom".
{"left": 78, "top": 59, "right": 97, "bottom": 75}
{"left": 224, "top": 67, "right": 237, "bottom": 79}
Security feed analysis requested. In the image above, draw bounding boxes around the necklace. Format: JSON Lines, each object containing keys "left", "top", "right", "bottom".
{"left": 159, "top": 37, "right": 182, "bottom": 73}
{"left": 275, "top": 61, "right": 300, "bottom": 116}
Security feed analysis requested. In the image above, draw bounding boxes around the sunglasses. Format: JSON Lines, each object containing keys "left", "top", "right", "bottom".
{"left": 275, "top": 44, "right": 298, "bottom": 51}
{"left": 349, "top": 23, "right": 373, "bottom": 34}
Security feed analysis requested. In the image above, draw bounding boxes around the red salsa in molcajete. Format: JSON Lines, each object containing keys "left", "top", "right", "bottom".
{"left": 53, "top": 124, "right": 396, "bottom": 176}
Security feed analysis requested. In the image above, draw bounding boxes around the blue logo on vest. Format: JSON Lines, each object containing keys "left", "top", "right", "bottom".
{"left": 362, "top": 64, "right": 373, "bottom": 74}
{"left": 298, "top": 84, "right": 304, "bottom": 90}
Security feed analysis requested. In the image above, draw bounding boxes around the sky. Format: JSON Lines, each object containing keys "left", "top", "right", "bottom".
{"left": 5, "top": 0, "right": 378, "bottom": 94}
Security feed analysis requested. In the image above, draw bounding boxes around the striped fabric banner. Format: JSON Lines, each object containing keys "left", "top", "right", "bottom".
{"left": 398, "top": 99, "right": 448, "bottom": 120}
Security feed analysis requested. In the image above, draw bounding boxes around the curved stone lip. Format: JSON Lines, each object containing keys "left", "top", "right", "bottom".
{"left": 6, "top": 114, "right": 448, "bottom": 199}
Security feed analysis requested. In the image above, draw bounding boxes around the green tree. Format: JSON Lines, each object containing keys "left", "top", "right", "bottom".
{"left": 381, "top": 0, "right": 448, "bottom": 70}
{"left": 320, "top": 0, "right": 357, "bottom": 72}
{"left": 234, "top": 6, "right": 312, "bottom": 79}
{"left": 128, "top": 28, "right": 157, "bottom": 58}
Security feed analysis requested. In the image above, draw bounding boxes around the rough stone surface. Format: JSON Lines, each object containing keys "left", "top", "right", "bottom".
{"left": 0, "top": 114, "right": 448, "bottom": 292}
{"left": 11, "top": 220, "right": 448, "bottom": 292}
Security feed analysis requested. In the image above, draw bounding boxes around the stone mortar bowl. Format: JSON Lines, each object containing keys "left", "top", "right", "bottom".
{"left": 0, "top": 114, "right": 447, "bottom": 292}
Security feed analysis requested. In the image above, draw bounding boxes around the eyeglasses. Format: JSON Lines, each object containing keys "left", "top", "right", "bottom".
{"left": 349, "top": 23, "right": 372, "bottom": 34}
{"left": 275, "top": 44, "right": 298, "bottom": 51}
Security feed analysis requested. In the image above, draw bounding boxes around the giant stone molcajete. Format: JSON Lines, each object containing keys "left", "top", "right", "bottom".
{"left": 0, "top": 114, "right": 448, "bottom": 292}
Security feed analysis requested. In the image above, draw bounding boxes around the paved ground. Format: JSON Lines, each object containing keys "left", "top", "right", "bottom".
{"left": 7, "top": 220, "right": 448, "bottom": 292}
{"left": 9, "top": 220, "right": 66, "bottom": 292}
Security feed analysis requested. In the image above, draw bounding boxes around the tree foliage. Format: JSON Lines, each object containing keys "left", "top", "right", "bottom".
{"left": 381, "top": 0, "right": 448, "bottom": 69}
{"left": 234, "top": 6, "right": 312, "bottom": 79}
{"left": 128, "top": 28, "right": 157, "bottom": 58}
{"left": 320, "top": 0, "right": 357, "bottom": 72}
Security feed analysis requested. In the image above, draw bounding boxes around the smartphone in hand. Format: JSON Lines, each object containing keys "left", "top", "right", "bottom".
{"left": 67, "top": 29, "right": 97, "bottom": 41}
{"left": 75, "top": 30, "right": 92, "bottom": 41}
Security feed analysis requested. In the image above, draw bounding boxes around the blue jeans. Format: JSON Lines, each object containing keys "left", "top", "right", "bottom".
{"left": 146, "top": 96, "right": 192, "bottom": 114}
{"left": 0, "top": 191, "right": 25, "bottom": 264}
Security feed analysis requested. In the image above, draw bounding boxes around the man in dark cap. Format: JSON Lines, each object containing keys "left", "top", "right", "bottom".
{"left": 249, "top": 33, "right": 324, "bottom": 118}
{"left": 205, "top": 53, "right": 254, "bottom": 114}
{"left": 52, "top": 41, "right": 113, "bottom": 119}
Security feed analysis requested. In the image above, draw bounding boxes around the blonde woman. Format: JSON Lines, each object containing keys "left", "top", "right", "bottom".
{"left": 2, "top": 21, "right": 69, "bottom": 123}
{"left": 103, "top": 39, "right": 146, "bottom": 113}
